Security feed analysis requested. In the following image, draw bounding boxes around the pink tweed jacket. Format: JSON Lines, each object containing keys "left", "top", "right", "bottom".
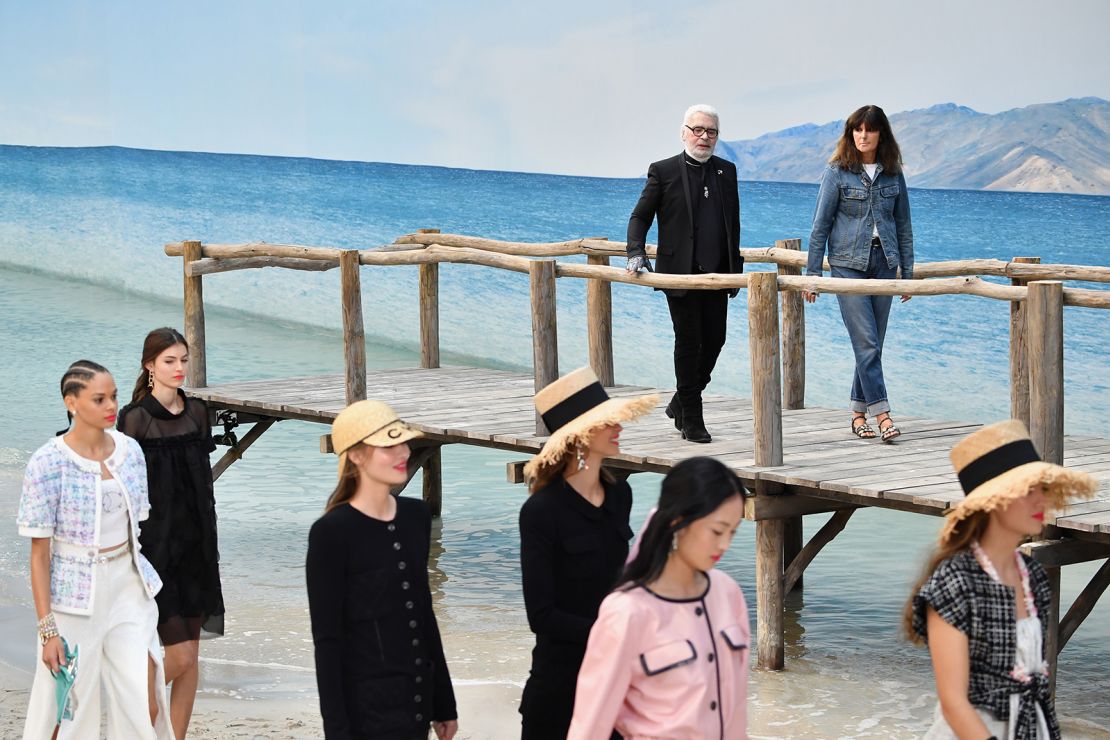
{"left": 569, "top": 568, "right": 750, "bottom": 740}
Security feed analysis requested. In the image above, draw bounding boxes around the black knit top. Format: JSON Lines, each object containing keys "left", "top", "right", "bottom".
{"left": 307, "top": 497, "right": 456, "bottom": 739}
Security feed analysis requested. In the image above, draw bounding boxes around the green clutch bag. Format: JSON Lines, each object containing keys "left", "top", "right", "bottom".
{"left": 53, "top": 638, "right": 79, "bottom": 725}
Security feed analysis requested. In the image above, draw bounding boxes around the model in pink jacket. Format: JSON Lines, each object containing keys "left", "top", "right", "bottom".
{"left": 568, "top": 456, "right": 751, "bottom": 740}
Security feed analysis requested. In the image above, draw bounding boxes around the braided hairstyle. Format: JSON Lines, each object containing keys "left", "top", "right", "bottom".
{"left": 56, "top": 360, "right": 110, "bottom": 435}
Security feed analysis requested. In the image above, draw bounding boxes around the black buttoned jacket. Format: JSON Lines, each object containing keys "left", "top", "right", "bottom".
{"left": 307, "top": 498, "right": 457, "bottom": 739}
{"left": 626, "top": 152, "right": 743, "bottom": 297}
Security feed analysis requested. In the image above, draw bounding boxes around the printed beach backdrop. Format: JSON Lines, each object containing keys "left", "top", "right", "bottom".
{"left": 1, "top": 144, "right": 1108, "bottom": 737}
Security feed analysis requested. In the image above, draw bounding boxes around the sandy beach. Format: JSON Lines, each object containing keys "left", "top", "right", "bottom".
{"left": 0, "top": 658, "right": 522, "bottom": 739}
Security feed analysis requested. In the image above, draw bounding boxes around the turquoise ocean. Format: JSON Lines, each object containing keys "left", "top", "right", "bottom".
{"left": 0, "top": 145, "right": 1107, "bottom": 736}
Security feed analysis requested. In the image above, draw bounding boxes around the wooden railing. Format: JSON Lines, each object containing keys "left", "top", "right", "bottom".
{"left": 166, "top": 232, "right": 1109, "bottom": 464}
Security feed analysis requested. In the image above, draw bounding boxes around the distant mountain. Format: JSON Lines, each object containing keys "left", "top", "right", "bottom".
{"left": 717, "top": 98, "right": 1110, "bottom": 195}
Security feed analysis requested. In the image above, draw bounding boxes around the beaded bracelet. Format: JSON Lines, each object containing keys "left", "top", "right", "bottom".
{"left": 37, "top": 612, "right": 59, "bottom": 644}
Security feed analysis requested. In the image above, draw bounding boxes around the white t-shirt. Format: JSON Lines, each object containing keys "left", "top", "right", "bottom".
{"left": 863, "top": 164, "right": 880, "bottom": 239}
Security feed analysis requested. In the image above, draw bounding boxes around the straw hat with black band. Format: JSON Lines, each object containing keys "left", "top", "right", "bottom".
{"left": 941, "top": 420, "right": 1097, "bottom": 543}
{"left": 523, "top": 367, "right": 658, "bottom": 482}
{"left": 331, "top": 400, "right": 424, "bottom": 475}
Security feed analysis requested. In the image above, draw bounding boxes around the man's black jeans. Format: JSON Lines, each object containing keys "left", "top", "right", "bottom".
{"left": 665, "top": 289, "right": 728, "bottom": 411}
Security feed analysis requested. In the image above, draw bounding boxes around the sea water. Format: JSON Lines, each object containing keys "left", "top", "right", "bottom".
{"left": 1, "top": 145, "right": 1107, "bottom": 735}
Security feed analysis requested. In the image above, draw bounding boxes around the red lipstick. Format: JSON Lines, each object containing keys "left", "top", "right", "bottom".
{"left": 1033, "top": 512, "right": 1045, "bottom": 522}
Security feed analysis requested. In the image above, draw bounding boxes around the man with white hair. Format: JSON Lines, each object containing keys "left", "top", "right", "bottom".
{"left": 626, "top": 104, "right": 743, "bottom": 443}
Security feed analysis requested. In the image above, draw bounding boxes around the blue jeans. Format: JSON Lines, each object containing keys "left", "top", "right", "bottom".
{"left": 831, "top": 248, "right": 896, "bottom": 417}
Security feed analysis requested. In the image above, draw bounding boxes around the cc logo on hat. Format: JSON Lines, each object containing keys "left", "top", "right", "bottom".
{"left": 388, "top": 427, "right": 403, "bottom": 439}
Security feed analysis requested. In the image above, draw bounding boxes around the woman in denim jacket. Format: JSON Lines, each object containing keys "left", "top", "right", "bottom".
{"left": 804, "top": 104, "right": 914, "bottom": 442}
{"left": 18, "top": 361, "right": 172, "bottom": 739}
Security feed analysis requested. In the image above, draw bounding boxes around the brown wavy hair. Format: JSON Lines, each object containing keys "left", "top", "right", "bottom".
{"left": 131, "top": 327, "right": 188, "bottom": 404}
{"left": 902, "top": 511, "right": 989, "bottom": 645}
{"left": 829, "top": 105, "right": 903, "bottom": 174}
{"left": 325, "top": 443, "right": 366, "bottom": 513}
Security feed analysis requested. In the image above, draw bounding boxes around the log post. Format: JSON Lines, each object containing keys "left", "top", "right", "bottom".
{"left": 586, "top": 252, "right": 615, "bottom": 386}
{"left": 783, "top": 517, "right": 803, "bottom": 592}
{"left": 1045, "top": 565, "right": 1061, "bottom": 698}
{"left": 1026, "top": 280, "right": 1064, "bottom": 463}
{"left": 418, "top": 228, "right": 441, "bottom": 369}
{"left": 1009, "top": 256, "right": 1041, "bottom": 427}
{"left": 756, "top": 518, "right": 785, "bottom": 669}
{"left": 530, "top": 259, "right": 559, "bottom": 435}
{"left": 777, "top": 238, "right": 805, "bottom": 410}
{"left": 182, "top": 240, "right": 207, "bottom": 388}
{"left": 340, "top": 250, "right": 367, "bottom": 404}
{"left": 423, "top": 447, "right": 443, "bottom": 518}
{"left": 420, "top": 263, "right": 440, "bottom": 369}
{"left": 748, "top": 272, "right": 783, "bottom": 467}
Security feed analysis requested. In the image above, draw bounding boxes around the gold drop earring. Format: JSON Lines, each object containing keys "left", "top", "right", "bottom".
{"left": 576, "top": 445, "right": 589, "bottom": 472}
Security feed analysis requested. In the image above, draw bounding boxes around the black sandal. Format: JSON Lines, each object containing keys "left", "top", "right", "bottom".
{"left": 878, "top": 415, "right": 901, "bottom": 443}
{"left": 851, "top": 415, "right": 876, "bottom": 439}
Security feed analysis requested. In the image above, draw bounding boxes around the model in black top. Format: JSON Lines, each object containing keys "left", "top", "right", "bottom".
{"left": 626, "top": 104, "right": 743, "bottom": 444}
{"left": 519, "top": 367, "right": 658, "bottom": 740}
{"left": 519, "top": 475, "right": 633, "bottom": 739}
{"left": 117, "top": 327, "right": 224, "bottom": 740}
{"left": 307, "top": 400, "right": 458, "bottom": 740}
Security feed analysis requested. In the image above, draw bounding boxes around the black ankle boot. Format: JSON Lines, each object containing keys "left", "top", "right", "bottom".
{"left": 664, "top": 393, "right": 684, "bottom": 431}
{"left": 681, "top": 402, "right": 711, "bottom": 443}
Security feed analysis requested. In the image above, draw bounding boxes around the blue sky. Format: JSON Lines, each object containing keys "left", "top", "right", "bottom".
{"left": 1, "top": 0, "right": 1107, "bottom": 177}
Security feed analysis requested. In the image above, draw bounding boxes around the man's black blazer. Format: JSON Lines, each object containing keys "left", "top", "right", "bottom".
{"left": 626, "top": 152, "right": 743, "bottom": 297}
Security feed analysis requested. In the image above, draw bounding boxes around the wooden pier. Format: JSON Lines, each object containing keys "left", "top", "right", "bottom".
{"left": 166, "top": 232, "right": 1110, "bottom": 680}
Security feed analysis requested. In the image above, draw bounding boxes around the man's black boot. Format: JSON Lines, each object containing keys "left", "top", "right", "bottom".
{"left": 664, "top": 393, "right": 684, "bottom": 431}
{"left": 681, "top": 400, "right": 711, "bottom": 443}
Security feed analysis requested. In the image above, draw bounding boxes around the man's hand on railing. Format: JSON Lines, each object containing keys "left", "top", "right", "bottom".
{"left": 626, "top": 255, "right": 653, "bottom": 274}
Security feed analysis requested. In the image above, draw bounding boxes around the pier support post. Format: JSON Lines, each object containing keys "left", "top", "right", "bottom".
{"left": 1009, "top": 256, "right": 1041, "bottom": 427}
{"left": 340, "top": 250, "right": 367, "bottom": 404}
{"left": 1045, "top": 565, "right": 1061, "bottom": 698}
{"left": 777, "top": 238, "right": 805, "bottom": 411}
{"left": 1026, "top": 280, "right": 1064, "bottom": 464}
{"left": 756, "top": 518, "right": 785, "bottom": 670}
{"left": 776, "top": 240, "right": 804, "bottom": 590}
{"left": 183, "top": 240, "right": 207, "bottom": 388}
{"left": 423, "top": 447, "right": 443, "bottom": 518}
{"left": 586, "top": 252, "right": 615, "bottom": 386}
{"left": 530, "top": 259, "right": 559, "bottom": 435}
{"left": 748, "top": 272, "right": 783, "bottom": 468}
{"left": 783, "top": 518, "right": 803, "bottom": 592}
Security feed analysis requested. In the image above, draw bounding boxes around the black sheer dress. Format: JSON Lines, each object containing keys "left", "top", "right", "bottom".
{"left": 118, "top": 389, "right": 225, "bottom": 644}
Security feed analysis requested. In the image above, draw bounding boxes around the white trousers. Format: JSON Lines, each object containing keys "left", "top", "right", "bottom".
{"left": 23, "top": 549, "right": 173, "bottom": 739}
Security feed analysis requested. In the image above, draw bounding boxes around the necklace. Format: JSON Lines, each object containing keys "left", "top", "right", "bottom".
{"left": 971, "top": 540, "right": 1037, "bottom": 618}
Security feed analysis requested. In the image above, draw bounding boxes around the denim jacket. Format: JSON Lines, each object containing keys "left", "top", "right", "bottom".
{"left": 18, "top": 429, "right": 162, "bottom": 615}
{"left": 806, "top": 164, "right": 914, "bottom": 279}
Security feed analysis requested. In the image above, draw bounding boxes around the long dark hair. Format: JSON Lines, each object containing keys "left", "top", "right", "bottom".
{"left": 829, "top": 104, "right": 903, "bottom": 174}
{"left": 57, "top": 359, "right": 110, "bottom": 434}
{"left": 618, "top": 457, "right": 748, "bottom": 590}
{"left": 132, "top": 327, "right": 188, "bottom": 403}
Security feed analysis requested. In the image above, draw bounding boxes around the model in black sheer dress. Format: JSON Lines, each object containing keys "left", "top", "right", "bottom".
{"left": 118, "top": 327, "right": 224, "bottom": 740}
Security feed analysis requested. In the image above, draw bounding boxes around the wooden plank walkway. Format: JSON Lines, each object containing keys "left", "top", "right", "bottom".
{"left": 190, "top": 365, "right": 1110, "bottom": 541}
